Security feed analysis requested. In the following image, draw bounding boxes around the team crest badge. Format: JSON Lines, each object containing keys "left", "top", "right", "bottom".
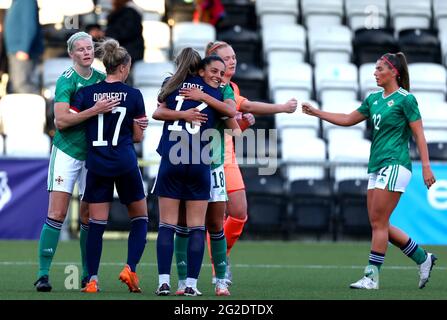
{"left": 55, "top": 176, "right": 64, "bottom": 186}
{"left": 387, "top": 100, "right": 394, "bottom": 107}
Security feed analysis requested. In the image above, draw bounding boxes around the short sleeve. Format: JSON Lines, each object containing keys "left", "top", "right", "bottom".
{"left": 403, "top": 94, "right": 421, "bottom": 123}
{"left": 220, "top": 84, "right": 235, "bottom": 101}
{"left": 54, "top": 76, "right": 74, "bottom": 104}
{"left": 357, "top": 94, "right": 372, "bottom": 118}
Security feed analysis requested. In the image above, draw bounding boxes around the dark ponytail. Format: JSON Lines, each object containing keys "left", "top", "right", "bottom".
{"left": 380, "top": 52, "right": 410, "bottom": 91}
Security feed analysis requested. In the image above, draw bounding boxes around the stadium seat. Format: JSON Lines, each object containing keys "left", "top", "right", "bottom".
{"left": 219, "top": 0, "right": 257, "bottom": 31}
{"left": 272, "top": 88, "right": 309, "bottom": 106}
{"left": 134, "top": 0, "right": 165, "bottom": 21}
{"left": 42, "top": 58, "right": 73, "bottom": 100}
{"left": 433, "top": 0, "right": 447, "bottom": 32}
{"left": 314, "top": 63, "right": 359, "bottom": 105}
{"left": 268, "top": 62, "right": 312, "bottom": 102}
{"left": 0, "top": 94, "right": 50, "bottom": 157}
{"left": 142, "top": 20, "right": 171, "bottom": 62}
{"left": 281, "top": 135, "right": 327, "bottom": 181}
{"left": 243, "top": 172, "right": 288, "bottom": 238}
{"left": 172, "top": 22, "right": 216, "bottom": 58}
{"left": 409, "top": 63, "right": 447, "bottom": 103}
{"left": 326, "top": 127, "right": 365, "bottom": 145}
{"left": 275, "top": 100, "right": 320, "bottom": 133}
{"left": 287, "top": 179, "right": 335, "bottom": 238}
{"left": 255, "top": 0, "right": 299, "bottom": 27}
{"left": 427, "top": 142, "right": 447, "bottom": 161}
{"left": 353, "top": 28, "right": 399, "bottom": 66}
{"left": 321, "top": 100, "right": 365, "bottom": 141}
{"left": 132, "top": 61, "right": 175, "bottom": 88}
{"left": 398, "top": 29, "right": 442, "bottom": 64}
{"left": 389, "top": 0, "right": 432, "bottom": 37}
{"left": 232, "top": 62, "right": 266, "bottom": 101}
{"left": 301, "top": 0, "right": 344, "bottom": 29}
{"left": 335, "top": 179, "right": 371, "bottom": 237}
{"left": 217, "top": 25, "right": 262, "bottom": 66}
{"left": 328, "top": 137, "right": 370, "bottom": 182}
{"left": 345, "top": 0, "right": 388, "bottom": 31}
{"left": 418, "top": 101, "right": 447, "bottom": 142}
{"left": 262, "top": 24, "right": 306, "bottom": 64}
{"left": 308, "top": 25, "right": 352, "bottom": 65}
{"left": 359, "top": 63, "right": 381, "bottom": 100}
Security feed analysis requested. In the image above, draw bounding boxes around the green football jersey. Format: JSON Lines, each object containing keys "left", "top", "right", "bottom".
{"left": 52, "top": 67, "right": 106, "bottom": 160}
{"left": 357, "top": 88, "right": 421, "bottom": 173}
{"left": 210, "top": 83, "right": 235, "bottom": 170}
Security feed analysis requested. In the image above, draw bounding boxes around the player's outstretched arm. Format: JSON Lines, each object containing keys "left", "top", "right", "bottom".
{"left": 179, "top": 87, "right": 237, "bottom": 118}
{"left": 239, "top": 98, "right": 297, "bottom": 115}
{"left": 301, "top": 101, "right": 365, "bottom": 127}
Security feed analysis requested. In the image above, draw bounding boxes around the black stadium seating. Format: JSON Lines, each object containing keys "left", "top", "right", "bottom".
{"left": 398, "top": 28, "right": 442, "bottom": 64}
{"left": 353, "top": 28, "right": 400, "bottom": 65}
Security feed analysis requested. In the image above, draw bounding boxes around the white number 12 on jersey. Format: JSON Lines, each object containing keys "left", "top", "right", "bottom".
{"left": 93, "top": 106, "right": 126, "bottom": 147}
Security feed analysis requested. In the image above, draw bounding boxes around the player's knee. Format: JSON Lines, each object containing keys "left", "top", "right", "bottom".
{"left": 48, "top": 210, "right": 67, "bottom": 222}
{"left": 228, "top": 207, "right": 247, "bottom": 220}
{"left": 206, "top": 219, "right": 223, "bottom": 233}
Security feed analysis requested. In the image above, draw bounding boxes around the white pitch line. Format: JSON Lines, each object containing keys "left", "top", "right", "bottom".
{"left": 0, "top": 261, "right": 445, "bottom": 271}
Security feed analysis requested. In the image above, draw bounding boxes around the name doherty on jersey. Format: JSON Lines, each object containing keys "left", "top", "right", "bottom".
{"left": 93, "top": 92, "right": 128, "bottom": 102}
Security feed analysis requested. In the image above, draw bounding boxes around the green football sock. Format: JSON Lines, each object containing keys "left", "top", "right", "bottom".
{"left": 210, "top": 235, "right": 227, "bottom": 280}
{"left": 38, "top": 224, "right": 61, "bottom": 278}
{"left": 411, "top": 246, "right": 427, "bottom": 265}
{"left": 174, "top": 233, "right": 188, "bottom": 281}
{"left": 80, "top": 225, "right": 89, "bottom": 279}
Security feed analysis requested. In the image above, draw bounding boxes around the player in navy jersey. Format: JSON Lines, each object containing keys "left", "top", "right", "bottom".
{"left": 70, "top": 39, "right": 148, "bottom": 293}
{"left": 152, "top": 48, "right": 236, "bottom": 296}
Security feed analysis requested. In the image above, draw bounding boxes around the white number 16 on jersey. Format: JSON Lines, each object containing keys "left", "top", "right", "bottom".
{"left": 168, "top": 95, "right": 208, "bottom": 134}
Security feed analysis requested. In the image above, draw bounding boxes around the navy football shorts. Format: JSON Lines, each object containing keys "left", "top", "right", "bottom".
{"left": 83, "top": 166, "right": 146, "bottom": 205}
{"left": 152, "top": 158, "right": 210, "bottom": 200}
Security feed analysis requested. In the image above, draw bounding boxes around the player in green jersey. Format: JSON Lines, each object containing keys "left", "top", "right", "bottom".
{"left": 34, "top": 32, "right": 121, "bottom": 292}
{"left": 302, "top": 52, "right": 437, "bottom": 290}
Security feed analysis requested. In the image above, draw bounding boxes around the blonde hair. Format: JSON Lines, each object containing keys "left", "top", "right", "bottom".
{"left": 67, "top": 32, "right": 93, "bottom": 54}
{"left": 97, "top": 39, "right": 131, "bottom": 74}
{"left": 205, "top": 41, "right": 230, "bottom": 57}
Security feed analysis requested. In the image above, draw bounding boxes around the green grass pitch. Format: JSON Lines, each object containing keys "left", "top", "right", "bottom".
{"left": 0, "top": 240, "right": 446, "bottom": 300}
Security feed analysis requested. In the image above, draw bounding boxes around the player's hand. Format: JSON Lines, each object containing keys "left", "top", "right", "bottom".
{"left": 302, "top": 102, "right": 319, "bottom": 117}
{"left": 93, "top": 97, "right": 119, "bottom": 114}
{"left": 182, "top": 108, "right": 207, "bottom": 124}
{"left": 134, "top": 116, "right": 149, "bottom": 130}
{"left": 282, "top": 98, "right": 298, "bottom": 113}
{"left": 422, "top": 166, "right": 436, "bottom": 189}
{"left": 236, "top": 112, "right": 255, "bottom": 131}
{"left": 179, "top": 87, "right": 204, "bottom": 101}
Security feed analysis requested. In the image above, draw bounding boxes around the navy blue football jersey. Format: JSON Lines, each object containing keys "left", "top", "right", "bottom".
{"left": 71, "top": 81, "right": 146, "bottom": 176}
{"left": 157, "top": 74, "right": 222, "bottom": 164}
